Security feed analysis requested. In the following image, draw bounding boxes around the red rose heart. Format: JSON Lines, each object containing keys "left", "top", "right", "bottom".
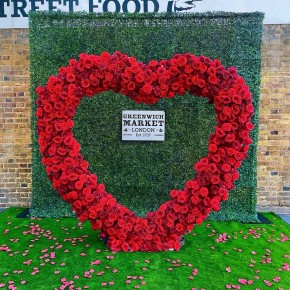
{"left": 36, "top": 51, "right": 254, "bottom": 252}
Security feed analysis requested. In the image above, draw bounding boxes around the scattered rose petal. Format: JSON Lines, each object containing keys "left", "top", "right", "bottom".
{"left": 238, "top": 279, "right": 247, "bottom": 285}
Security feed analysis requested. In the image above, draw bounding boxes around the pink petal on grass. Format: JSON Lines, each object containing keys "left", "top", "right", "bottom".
{"left": 238, "top": 279, "right": 247, "bottom": 285}
{"left": 97, "top": 271, "right": 104, "bottom": 276}
{"left": 283, "top": 263, "right": 290, "bottom": 271}
{"left": 226, "top": 267, "right": 231, "bottom": 273}
{"left": 0, "top": 284, "right": 5, "bottom": 288}
{"left": 263, "top": 280, "right": 272, "bottom": 286}
{"left": 192, "top": 268, "right": 198, "bottom": 276}
{"left": 91, "top": 260, "right": 101, "bottom": 265}
{"left": 273, "top": 276, "right": 280, "bottom": 282}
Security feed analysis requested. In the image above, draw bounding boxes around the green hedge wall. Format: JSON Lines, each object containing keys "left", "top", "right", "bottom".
{"left": 29, "top": 12, "right": 264, "bottom": 221}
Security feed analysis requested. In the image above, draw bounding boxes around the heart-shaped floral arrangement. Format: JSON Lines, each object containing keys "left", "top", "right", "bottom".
{"left": 36, "top": 51, "right": 254, "bottom": 252}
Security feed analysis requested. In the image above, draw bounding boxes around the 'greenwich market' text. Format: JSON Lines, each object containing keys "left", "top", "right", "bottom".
{"left": 122, "top": 110, "right": 165, "bottom": 141}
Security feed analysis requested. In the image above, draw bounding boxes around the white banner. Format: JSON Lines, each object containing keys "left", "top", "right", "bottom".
{"left": 122, "top": 110, "right": 165, "bottom": 141}
{"left": 0, "top": 0, "right": 290, "bottom": 28}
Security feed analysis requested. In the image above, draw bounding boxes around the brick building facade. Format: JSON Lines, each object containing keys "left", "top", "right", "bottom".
{"left": 0, "top": 25, "right": 289, "bottom": 212}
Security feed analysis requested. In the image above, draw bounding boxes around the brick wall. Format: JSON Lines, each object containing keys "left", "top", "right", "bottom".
{"left": 258, "top": 25, "right": 290, "bottom": 211}
{"left": 0, "top": 29, "right": 31, "bottom": 208}
{"left": 0, "top": 25, "right": 289, "bottom": 212}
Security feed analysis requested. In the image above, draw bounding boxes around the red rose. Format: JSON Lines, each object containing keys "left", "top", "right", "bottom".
{"left": 232, "top": 171, "right": 240, "bottom": 181}
{"left": 196, "top": 217, "right": 203, "bottom": 225}
{"left": 127, "top": 81, "right": 136, "bottom": 91}
{"left": 186, "top": 180, "right": 200, "bottom": 190}
{"left": 221, "top": 163, "right": 231, "bottom": 173}
{"left": 209, "top": 144, "right": 217, "bottom": 153}
{"left": 121, "top": 243, "right": 130, "bottom": 252}
{"left": 82, "top": 186, "right": 91, "bottom": 195}
{"left": 176, "top": 223, "right": 184, "bottom": 232}
{"left": 225, "top": 134, "right": 235, "bottom": 143}
{"left": 173, "top": 204, "right": 181, "bottom": 213}
{"left": 211, "top": 154, "right": 221, "bottom": 164}
{"left": 157, "top": 226, "right": 165, "bottom": 235}
{"left": 211, "top": 198, "right": 220, "bottom": 211}
{"left": 211, "top": 175, "right": 221, "bottom": 185}
{"left": 234, "top": 152, "right": 245, "bottom": 161}
{"left": 66, "top": 73, "right": 76, "bottom": 83}
{"left": 218, "top": 188, "right": 228, "bottom": 197}
{"left": 222, "top": 107, "right": 232, "bottom": 116}
{"left": 224, "top": 174, "right": 233, "bottom": 182}
{"left": 209, "top": 75, "right": 218, "bottom": 84}
{"left": 246, "top": 104, "right": 254, "bottom": 113}
{"left": 73, "top": 200, "right": 82, "bottom": 209}
{"left": 170, "top": 82, "right": 180, "bottom": 91}
{"left": 191, "top": 195, "right": 200, "bottom": 205}
{"left": 245, "top": 122, "right": 254, "bottom": 130}
{"left": 222, "top": 123, "right": 233, "bottom": 132}
{"left": 177, "top": 191, "right": 187, "bottom": 203}
{"left": 199, "top": 187, "right": 208, "bottom": 197}
{"left": 209, "top": 163, "right": 218, "bottom": 173}
{"left": 166, "top": 220, "right": 174, "bottom": 228}
{"left": 75, "top": 181, "right": 83, "bottom": 190}
{"left": 216, "top": 127, "right": 225, "bottom": 137}
{"left": 170, "top": 190, "right": 179, "bottom": 199}
{"left": 141, "top": 83, "right": 152, "bottom": 94}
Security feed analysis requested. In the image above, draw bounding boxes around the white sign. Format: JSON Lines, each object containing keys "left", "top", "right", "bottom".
{"left": 0, "top": 0, "right": 290, "bottom": 28}
{"left": 122, "top": 110, "right": 165, "bottom": 141}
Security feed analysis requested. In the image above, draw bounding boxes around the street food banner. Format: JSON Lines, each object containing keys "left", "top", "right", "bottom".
{"left": 0, "top": 0, "right": 289, "bottom": 28}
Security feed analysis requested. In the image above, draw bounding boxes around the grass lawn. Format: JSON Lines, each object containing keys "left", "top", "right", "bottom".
{"left": 0, "top": 208, "right": 289, "bottom": 289}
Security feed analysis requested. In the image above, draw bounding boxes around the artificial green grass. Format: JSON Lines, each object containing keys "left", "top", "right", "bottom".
{"left": 0, "top": 208, "right": 289, "bottom": 289}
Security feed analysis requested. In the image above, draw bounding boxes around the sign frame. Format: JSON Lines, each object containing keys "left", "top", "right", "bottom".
{"left": 122, "top": 110, "right": 165, "bottom": 141}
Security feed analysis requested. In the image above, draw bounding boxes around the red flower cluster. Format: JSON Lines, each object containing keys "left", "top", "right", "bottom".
{"left": 36, "top": 51, "right": 254, "bottom": 252}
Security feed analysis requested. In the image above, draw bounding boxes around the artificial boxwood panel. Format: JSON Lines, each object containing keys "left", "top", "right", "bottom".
{"left": 29, "top": 12, "right": 264, "bottom": 221}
